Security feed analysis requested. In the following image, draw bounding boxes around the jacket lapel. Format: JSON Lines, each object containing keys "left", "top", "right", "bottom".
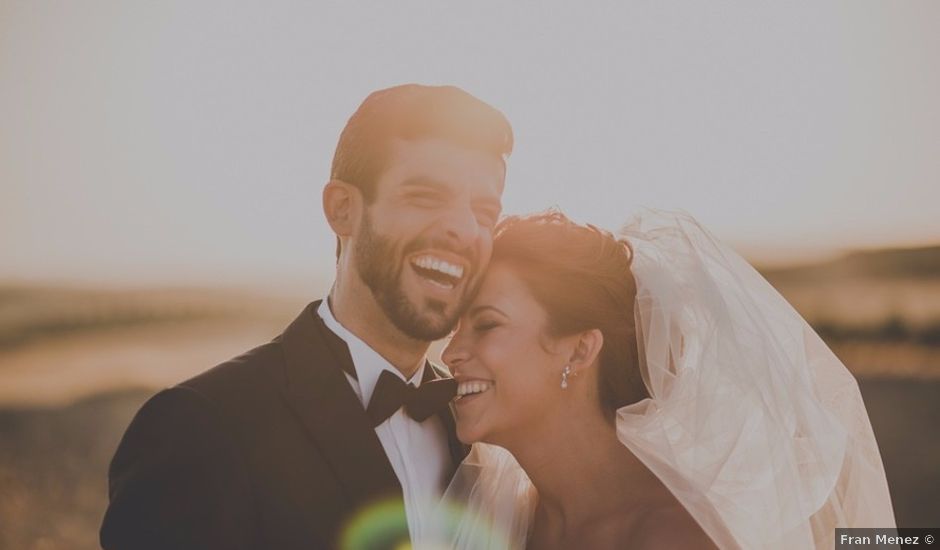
{"left": 424, "top": 362, "right": 470, "bottom": 480}
{"left": 278, "top": 301, "right": 402, "bottom": 510}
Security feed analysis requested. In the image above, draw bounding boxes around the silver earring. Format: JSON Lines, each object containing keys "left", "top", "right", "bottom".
{"left": 561, "top": 365, "right": 572, "bottom": 389}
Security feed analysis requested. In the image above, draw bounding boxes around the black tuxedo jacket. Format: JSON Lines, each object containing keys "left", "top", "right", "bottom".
{"left": 100, "top": 300, "right": 468, "bottom": 550}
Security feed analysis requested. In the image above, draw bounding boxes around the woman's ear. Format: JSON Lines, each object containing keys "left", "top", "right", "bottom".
{"left": 322, "top": 179, "right": 362, "bottom": 238}
{"left": 568, "top": 328, "right": 604, "bottom": 375}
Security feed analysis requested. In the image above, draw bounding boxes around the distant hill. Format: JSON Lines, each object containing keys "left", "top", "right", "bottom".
{"left": 0, "top": 284, "right": 297, "bottom": 349}
{"left": 754, "top": 244, "right": 940, "bottom": 348}
{"left": 759, "top": 244, "right": 940, "bottom": 283}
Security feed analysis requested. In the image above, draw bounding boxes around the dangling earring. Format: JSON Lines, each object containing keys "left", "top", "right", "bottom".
{"left": 561, "top": 365, "right": 572, "bottom": 389}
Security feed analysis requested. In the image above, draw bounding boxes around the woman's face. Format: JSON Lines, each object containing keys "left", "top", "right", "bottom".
{"left": 442, "top": 262, "right": 567, "bottom": 445}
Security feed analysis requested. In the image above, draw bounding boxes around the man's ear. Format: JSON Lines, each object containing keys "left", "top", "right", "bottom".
{"left": 568, "top": 329, "right": 604, "bottom": 375}
{"left": 322, "top": 179, "right": 362, "bottom": 239}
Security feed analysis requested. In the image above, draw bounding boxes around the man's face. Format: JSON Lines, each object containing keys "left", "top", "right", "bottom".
{"left": 352, "top": 137, "right": 505, "bottom": 341}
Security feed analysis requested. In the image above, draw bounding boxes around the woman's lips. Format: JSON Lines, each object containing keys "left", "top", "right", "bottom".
{"left": 454, "top": 379, "right": 494, "bottom": 403}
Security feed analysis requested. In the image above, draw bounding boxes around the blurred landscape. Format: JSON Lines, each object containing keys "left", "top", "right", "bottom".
{"left": 2, "top": 246, "right": 939, "bottom": 549}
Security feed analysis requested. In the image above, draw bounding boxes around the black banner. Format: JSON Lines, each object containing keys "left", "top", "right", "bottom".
{"left": 836, "top": 529, "right": 940, "bottom": 549}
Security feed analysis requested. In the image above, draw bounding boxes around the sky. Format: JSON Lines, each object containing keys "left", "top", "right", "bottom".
{"left": 2, "top": 1, "right": 938, "bottom": 288}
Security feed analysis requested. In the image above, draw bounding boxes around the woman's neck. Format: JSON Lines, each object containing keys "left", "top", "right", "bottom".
{"left": 503, "top": 407, "right": 660, "bottom": 537}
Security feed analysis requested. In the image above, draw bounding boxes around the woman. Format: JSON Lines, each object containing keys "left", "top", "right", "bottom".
{"left": 424, "top": 210, "right": 895, "bottom": 549}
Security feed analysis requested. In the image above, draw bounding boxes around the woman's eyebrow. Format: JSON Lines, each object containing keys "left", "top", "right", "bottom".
{"left": 468, "top": 305, "right": 508, "bottom": 318}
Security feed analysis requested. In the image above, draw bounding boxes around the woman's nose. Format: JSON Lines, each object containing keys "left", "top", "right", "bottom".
{"left": 442, "top": 334, "right": 468, "bottom": 369}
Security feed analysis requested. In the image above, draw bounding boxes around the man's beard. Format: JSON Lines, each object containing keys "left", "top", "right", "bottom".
{"left": 354, "top": 211, "right": 475, "bottom": 341}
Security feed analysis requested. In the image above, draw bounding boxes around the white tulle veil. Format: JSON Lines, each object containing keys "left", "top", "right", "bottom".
{"left": 418, "top": 210, "right": 895, "bottom": 550}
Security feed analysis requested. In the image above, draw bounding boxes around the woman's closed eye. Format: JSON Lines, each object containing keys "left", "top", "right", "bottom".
{"left": 474, "top": 320, "right": 502, "bottom": 332}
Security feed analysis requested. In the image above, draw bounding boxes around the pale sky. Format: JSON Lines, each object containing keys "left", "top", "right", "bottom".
{"left": 2, "top": 1, "right": 938, "bottom": 288}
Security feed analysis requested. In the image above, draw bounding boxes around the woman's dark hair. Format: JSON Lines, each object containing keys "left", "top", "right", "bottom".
{"left": 492, "top": 210, "right": 648, "bottom": 419}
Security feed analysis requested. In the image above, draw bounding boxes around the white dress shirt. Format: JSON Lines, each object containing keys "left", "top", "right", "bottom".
{"left": 316, "top": 300, "right": 451, "bottom": 542}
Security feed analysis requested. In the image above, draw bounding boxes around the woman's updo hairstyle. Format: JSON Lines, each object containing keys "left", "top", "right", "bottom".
{"left": 491, "top": 210, "right": 648, "bottom": 419}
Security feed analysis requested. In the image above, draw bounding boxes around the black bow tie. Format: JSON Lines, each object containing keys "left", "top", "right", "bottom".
{"left": 366, "top": 370, "right": 457, "bottom": 427}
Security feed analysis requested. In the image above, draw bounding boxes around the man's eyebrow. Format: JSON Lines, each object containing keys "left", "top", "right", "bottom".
{"left": 401, "top": 179, "right": 500, "bottom": 200}
{"left": 400, "top": 177, "right": 452, "bottom": 192}
{"left": 468, "top": 305, "right": 508, "bottom": 317}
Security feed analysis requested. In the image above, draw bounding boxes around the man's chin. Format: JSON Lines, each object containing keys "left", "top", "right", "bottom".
{"left": 396, "top": 298, "right": 461, "bottom": 341}
{"left": 373, "top": 279, "right": 467, "bottom": 340}
{"left": 407, "top": 309, "right": 458, "bottom": 341}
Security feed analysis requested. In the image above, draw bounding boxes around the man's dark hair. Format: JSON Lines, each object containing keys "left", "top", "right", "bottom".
{"left": 330, "top": 84, "right": 514, "bottom": 259}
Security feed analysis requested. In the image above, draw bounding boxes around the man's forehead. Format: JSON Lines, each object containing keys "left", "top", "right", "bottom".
{"left": 379, "top": 138, "right": 506, "bottom": 194}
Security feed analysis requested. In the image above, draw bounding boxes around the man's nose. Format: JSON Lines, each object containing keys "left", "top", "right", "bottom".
{"left": 441, "top": 202, "right": 479, "bottom": 249}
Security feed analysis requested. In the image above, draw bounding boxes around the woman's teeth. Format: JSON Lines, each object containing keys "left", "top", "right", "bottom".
{"left": 456, "top": 380, "right": 493, "bottom": 400}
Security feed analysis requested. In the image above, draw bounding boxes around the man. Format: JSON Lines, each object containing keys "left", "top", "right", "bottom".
{"left": 100, "top": 84, "right": 513, "bottom": 549}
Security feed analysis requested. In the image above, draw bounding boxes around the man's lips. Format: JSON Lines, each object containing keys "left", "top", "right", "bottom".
{"left": 407, "top": 250, "right": 471, "bottom": 290}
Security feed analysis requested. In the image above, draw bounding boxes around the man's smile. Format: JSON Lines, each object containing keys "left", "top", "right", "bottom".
{"left": 406, "top": 251, "right": 471, "bottom": 291}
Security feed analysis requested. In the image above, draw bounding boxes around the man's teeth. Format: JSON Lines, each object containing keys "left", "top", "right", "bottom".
{"left": 411, "top": 255, "right": 465, "bottom": 279}
{"left": 457, "top": 380, "right": 493, "bottom": 397}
